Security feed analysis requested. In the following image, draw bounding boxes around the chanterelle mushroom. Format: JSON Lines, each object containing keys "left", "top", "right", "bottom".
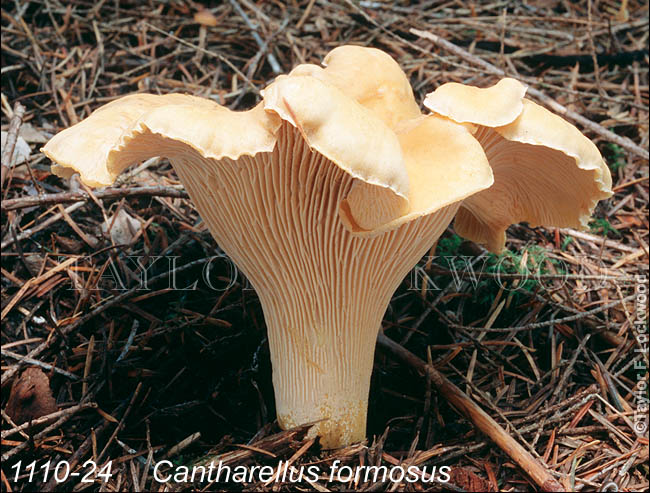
{"left": 42, "top": 45, "right": 612, "bottom": 448}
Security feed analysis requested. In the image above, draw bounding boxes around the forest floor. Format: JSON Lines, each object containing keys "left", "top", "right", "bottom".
{"left": 1, "top": 1, "right": 648, "bottom": 491}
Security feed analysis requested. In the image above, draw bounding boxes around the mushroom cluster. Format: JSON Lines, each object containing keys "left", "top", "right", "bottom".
{"left": 42, "top": 45, "right": 612, "bottom": 449}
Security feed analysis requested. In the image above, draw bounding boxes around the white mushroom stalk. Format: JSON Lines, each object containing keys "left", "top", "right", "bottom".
{"left": 42, "top": 45, "right": 612, "bottom": 449}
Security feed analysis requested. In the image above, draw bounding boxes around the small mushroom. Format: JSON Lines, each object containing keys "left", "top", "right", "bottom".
{"left": 424, "top": 78, "right": 612, "bottom": 252}
{"left": 42, "top": 46, "right": 611, "bottom": 448}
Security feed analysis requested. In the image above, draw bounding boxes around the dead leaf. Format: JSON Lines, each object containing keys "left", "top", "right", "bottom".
{"left": 23, "top": 253, "right": 45, "bottom": 277}
{"left": 19, "top": 122, "right": 49, "bottom": 144}
{"left": 102, "top": 209, "right": 141, "bottom": 245}
{"left": 614, "top": 215, "right": 643, "bottom": 229}
{"left": 1, "top": 131, "right": 32, "bottom": 165}
{"left": 53, "top": 233, "right": 84, "bottom": 253}
{"left": 6, "top": 367, "right": 58, "bottom": 425}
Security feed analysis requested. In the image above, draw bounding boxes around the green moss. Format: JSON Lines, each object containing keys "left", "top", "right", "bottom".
{"left": 436, "top": 234, "right": 463, "bottom": 257}
{"left": 561, "top": 236, "right": 573, "bottom": 250}
{"left": 605, "top": 142, "right": 626, "bottom": 171}
{"left": 590, "top": 218, "right": 620, "bottom": 237}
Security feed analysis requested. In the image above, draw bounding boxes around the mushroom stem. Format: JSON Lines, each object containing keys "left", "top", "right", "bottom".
{"left": 172, "top": 124, "right": 459, "bottom": 448}
{"left": 264, "top": 304, "right": 379, "bottom": 449}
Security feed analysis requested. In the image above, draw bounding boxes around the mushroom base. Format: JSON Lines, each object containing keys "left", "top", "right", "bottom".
{"left": 276, "top": 391, "right": 368, "bottom": 449}
{"left": 261, "top": 294, "right": 381, "bottom": 449}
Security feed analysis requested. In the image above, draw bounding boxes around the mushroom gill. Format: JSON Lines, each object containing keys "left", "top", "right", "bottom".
{"left": 177, "top": 122, "right": 461, "bottom": 448}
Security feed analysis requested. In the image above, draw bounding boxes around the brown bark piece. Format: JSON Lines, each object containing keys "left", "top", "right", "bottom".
{"left": 449, "top": 466, "right": 496, "bottom": 492}
{"left": 6, "top": 367, "right": 58, "bottom": 425}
